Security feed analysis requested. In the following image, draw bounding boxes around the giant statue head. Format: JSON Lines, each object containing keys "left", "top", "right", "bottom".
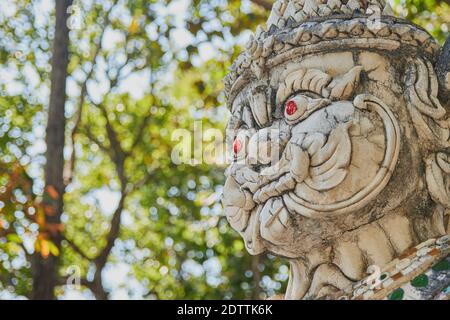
{"left": 222, "top": 0, "right": 450, "bottom": 299}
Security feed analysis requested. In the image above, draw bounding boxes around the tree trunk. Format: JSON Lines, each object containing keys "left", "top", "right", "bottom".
{"left": 251, "top": 254, "right": 262, "bottom": 300}
{"left": 31, "top": 0, "right": 72, "bottom": 300}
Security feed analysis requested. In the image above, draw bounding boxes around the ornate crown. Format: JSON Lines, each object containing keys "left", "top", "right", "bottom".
{"left": 267, "top": 0, "right": 392, "bottom": 29}
{"left": 224, "top": 0, "right": 441, "bottom": 108}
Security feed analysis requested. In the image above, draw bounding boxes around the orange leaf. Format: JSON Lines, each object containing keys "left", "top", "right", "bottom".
{"left": 46, "top": 223, "right": 64, "bottom": 235}
{"left": 40, "top": 239, "right": 50, "bottom": 258}
{"left": 44, "top": 204, "right": 56, "bottom": 216}
{"left": 46, "top": 185, "right": 59, "bottom": 200}
{"left": 35, "top": 208, "right": 46, "bottom": 227}
{"left": 37, "top": 233, "right": 46, "bottom": 241}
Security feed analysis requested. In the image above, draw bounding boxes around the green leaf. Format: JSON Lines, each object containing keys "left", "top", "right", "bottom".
{"left": 48, "top": 241, "right": 60, "bottom": 257}
{"left": 388, "top": 288, "right": 404, "bottom": 300}
{"left": 6, "top": 234, "right": 22, "bottom": 244}
{"left": 411, "top": 274, "right": 429, "bottom": 287}
{"left": 432, "top": 259, "right": 450, "bottom": 272}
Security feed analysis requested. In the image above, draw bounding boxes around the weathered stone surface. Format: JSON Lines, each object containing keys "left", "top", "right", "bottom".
{"left": 222, "top": 0, "right": 450, "bottom": 299}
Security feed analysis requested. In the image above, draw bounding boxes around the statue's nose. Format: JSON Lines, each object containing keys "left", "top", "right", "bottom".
{"left": 247, "top": 128, "right": 275, "bottom": 166}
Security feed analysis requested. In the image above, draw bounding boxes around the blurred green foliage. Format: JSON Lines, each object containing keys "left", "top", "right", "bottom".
{"left": 393, "top": 0, "right": 449, "bottom": 43}
{"left": 0, "top": 0, "right": 448, "bottom": 299}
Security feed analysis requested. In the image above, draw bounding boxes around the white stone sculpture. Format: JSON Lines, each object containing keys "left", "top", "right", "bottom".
{"left": 222, "top": 0, "right": 450, "bottom": 299}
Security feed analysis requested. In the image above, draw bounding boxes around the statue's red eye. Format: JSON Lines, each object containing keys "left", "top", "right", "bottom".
{"left": 233, "top": 138, "right": 242, "bottom": 154}
{"left": 285, "top": 100, "right": 297, "bottom": 116}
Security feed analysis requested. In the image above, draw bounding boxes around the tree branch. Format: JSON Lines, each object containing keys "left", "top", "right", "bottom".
{"left": 58, "top": 275, "right": 91, "bottom": 288}
{"left": 108, "top": 52, "right": 132, "bottom": 90}
{"left": 128, "top": 170, "right": 154, "bottom": 194}
{"left": 67, "top": 2, "right": 151, "bottom": 299}
{"left": 83, "top": 125, "right": 111, "bottom": 155}
{"left": 107, "top": 31, "right": 134, "bottom": 91}
{"left": 126, "top": 70, "right": 156, "bottom": 157}
{"left": 63, "top": 235, "right": 91, "bottom": 261}
{"left": 98, "top": 104, "right": 128, "bottom": 188}
{"left": 93, "top": 191, "right": 126, "bottom": 273}
{"left": 64, "top": 1, "right": 118, "bottom": 186}
{"left": 58, "top": 275, "right": 106, "bottom": 299}
{"left": 251, "top": 254, "right": 263, "bottom": 299}
{"left": 127, "top": 113, "right": 151, "bottom": 155}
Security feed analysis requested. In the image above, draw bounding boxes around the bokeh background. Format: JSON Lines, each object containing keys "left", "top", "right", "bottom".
{"left": 0, "top": 0, "right": 448, "bottom": 300}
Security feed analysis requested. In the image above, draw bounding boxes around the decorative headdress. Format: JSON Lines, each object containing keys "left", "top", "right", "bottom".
{"left": 224, "top": 0, "right": 441, "bottom": 110}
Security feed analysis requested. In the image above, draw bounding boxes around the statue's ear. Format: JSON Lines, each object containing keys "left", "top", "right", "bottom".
{"left": 436, "top": 36, "right": 450, "bottom": 105}
{"left": 326, "top": 66, "right": 363, "bottom": 101}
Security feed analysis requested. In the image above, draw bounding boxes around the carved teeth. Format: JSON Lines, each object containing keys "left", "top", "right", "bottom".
{"left": 347, "top": 0, "right": 361, "bottom": 11}
{"left": 294, "top": 11, "right": 307, "bottom": 22}
{"left": 327, "top": 0, "right": 342, "bottom": 11}
{"left": 246, "top": 35, "right": 256, "bottom": 50}
{"left": 293, "top": 28, "right": 305, "bottom": 42}
{"left": 266, "top": 0, "right": 393, "bottom": 29}
{"left": 318, "top": 5, "right": 333, "bottom": 16}
{"left": 262, "top": 35, "right": 275, "bottom": 58}
{"left": 340, "top": 4, "right": 353, "bottom": 14}
{"left": 349, "top": 23, "right": 365, "bottom": 36}
{"left": 268, "top": 24, "right": 280, "bottom": 34}
{"left": 300, "top": 31, "right": 312, "bottom": 42}
{"left": 376, "top": 24, "right": 391, "bottom": 37}
{"left": 322, "top": 23, "right": 338, "bottom": 38}
{"left": 255, "top": 25, "right": 266, "bottom": 38}
{"left": 284, "top": 1, "right": 298, "bottom": 20}
{"left": 303, "top": 0, "right": 319, "bottom": 16}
